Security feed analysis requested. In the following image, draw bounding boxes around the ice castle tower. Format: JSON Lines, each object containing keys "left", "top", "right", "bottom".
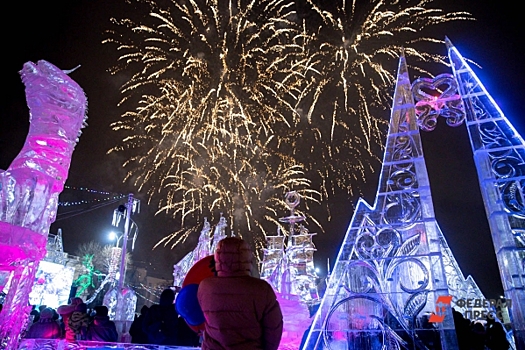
{"left": 302, "top": 55, "right": 459, "bottom": 349}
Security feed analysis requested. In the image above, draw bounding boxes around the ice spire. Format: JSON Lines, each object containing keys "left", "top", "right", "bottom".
{"left": 447, "top": 38, "right": 525, "bottom": 348}
{"left": 302, "top": 54, "right": 458, "bottom": 349}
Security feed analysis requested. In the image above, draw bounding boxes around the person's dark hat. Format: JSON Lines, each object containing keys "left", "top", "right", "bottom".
{"left": 94, "top": 305, "right": 109, "bottom": 317}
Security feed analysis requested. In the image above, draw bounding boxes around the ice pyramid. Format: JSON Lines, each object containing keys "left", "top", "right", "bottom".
{"left": 302, "top": 55, "right": 459, "bottom": 349}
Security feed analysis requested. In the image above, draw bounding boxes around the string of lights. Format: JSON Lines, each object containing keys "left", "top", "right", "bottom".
{"left": 58, "top": 186, "right": 126, "bottom": 207}
{"left": 55, "top": 198, "right": 124, "bottom": 222}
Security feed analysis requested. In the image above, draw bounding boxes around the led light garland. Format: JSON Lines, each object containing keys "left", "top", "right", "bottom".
{"left": 58, "top": 186, "right": 126, "bottom": 206}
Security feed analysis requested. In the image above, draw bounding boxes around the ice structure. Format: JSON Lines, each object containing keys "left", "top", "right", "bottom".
{"left": 303, "top": 55, "right": 459, "bottom": 349}
{"left": 0, "top": 60, "right": 87, "bottom": 348}
{"left": 447, "top": 38, "right": 525, "bottom": 348}
{"left": 438, "top": 231, "right": 488, "bottom": 316}
{"left": 410, "top": 71, "right": 489, "bottom": 316}
{"left": 261, "top": 191, "right": 320, "bottom": 306}
{"left": 172, "top": 215, "right": 227, "bottom": 287}
{"left": 260, "top": 191, "right": 319, "bottom": 349}
{"left": 102, "top": 195, "right": 140, "bottom": 343}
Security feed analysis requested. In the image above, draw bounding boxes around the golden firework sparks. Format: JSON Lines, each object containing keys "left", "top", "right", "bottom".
{"left": 106, "top": 0, "right": 472, "bottom": 247}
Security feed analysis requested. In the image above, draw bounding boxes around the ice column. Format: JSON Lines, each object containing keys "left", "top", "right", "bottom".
{"left": 302, "top": 55, "right": 458, "bottom": 349}
{"left": 0, "top": 60, "right": 87, "bottom": 348}
{"left": 447, "top": 38, "right": 525, "bottom": 348}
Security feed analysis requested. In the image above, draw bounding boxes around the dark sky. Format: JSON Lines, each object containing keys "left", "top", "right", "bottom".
{"left": 1, "top": 1, "right": 523, "bottom": 299}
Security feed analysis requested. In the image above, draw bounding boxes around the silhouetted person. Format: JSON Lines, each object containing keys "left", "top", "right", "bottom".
{"left": 143, "top": 288, "right": 179, "bottom": 345}
{"left": 68, "top": 302, "right": 90, "bottom": 340}
{"left": 469, "top": 321, "right": 486, "bottom": 350}
{"left": 175, "top": 314, "right": 201, "bottom": 347}
{"left": 485, "top": 314, "right": 509, "bottom": 350}
{"left": 26, "top": 308, "right": 62, "bottom": 339}
{"left": 198, "top": 237, "right": 283, "bottom": 350}
{"left": 452, "top": 308, "right": 470, "bottom": 350}
{"left": 86, "top": 305, "right": 118, "bottom": 342}
{"left": 416, "top": 313, "right": 441, "bottom": 349}
{"left": 129, "top": 305, "right": 149, "bottom": 344}
{"left": 29, "top": 305, "right": 40, "bottom": 323}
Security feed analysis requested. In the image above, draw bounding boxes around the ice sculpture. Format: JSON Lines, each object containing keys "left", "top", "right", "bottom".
{"left": 102, "top": 283, "right": 138, "bottom": 343}
{"left": 172, "top": 215, "right": 226, "bottom": 287}
{"left": 303, "top": 55, "right": 458, "bottom": 349}
{"left": 412, "top": 73, "right": 466, "bottom": 131}
{"left": 261, "top": 191, "right": 320, "bottom": 305}
{"left": 210, "top": 214, "right": 228, "bottom": 253}
{"left": 259, "top": 192, "right": 320, "bottom": 349}
{"left": 0, "top": 60, "right": 87, "bottom": 348}
{"left": 260, "top": 230, "right": 285, "bottom": 292}
{"left": 447, "top": 38, "right": 525, "bottom": 348}
{"left": 439, "top": 230, "right": 489, "bottom": 315}
{"left": 194, "top": 217, "right": 212, "bottom": 263}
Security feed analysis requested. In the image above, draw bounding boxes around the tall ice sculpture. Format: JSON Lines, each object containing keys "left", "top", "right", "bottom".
{"left": 0, "top": 60, "right": 87, "bottom": 348}
{"left": 302, "top": 55, "right": 458, "bottom": 349}
{"left": 447, "top": 38, "right": 525, "bottom": 348}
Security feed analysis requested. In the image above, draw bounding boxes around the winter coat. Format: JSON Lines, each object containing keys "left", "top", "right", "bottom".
{"left": 129, "top": 314, "right": 149, "bottom": 344}
{"left": 26, "top": 308, "right": 62, "bottom": 339}
{"left": 86, "top": 315, "right": 118, "bottom": 342}
{"left": 143, "top": 304, "right": 180, "bottom": 345}
{"left": 57, "top": 298, "right": 83, "bottom": 341}
{"left": 197, "top": 237, "right": 283, "bottom": 350}
{"left": 68, "top": 311, "right": 90, "bottom": 340}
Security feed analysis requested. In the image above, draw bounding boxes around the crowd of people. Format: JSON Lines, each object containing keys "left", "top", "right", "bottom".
{"left": 453, "top": 309, "right": 511, "bottom": 350}
{"left": 15, "top": 237, "right": 285, "bottom": 349}
{"left": 24, "top": 299, "right": 118, "bottom": 342}
{"left": 0, "top": 237, "right": 513, "bottom": 350}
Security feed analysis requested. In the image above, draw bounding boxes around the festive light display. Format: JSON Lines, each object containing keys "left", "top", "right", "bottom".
{"left": 60, "top": 186, "right": 125, "bottom": 204}
{"left": 106, "top": 0, "right": 471, "bottom": 247}
{"left": 0, "top": 60, "right": 87, "bottom": 348}
{"left": 73, "top": 254, "right": 103, "bottom": 297}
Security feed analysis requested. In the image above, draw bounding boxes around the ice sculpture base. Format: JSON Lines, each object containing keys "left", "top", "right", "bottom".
{"left": 276, "top": 293, "right": 311, "bottom": 350}
{"left": 18, "top": 339, "right": 199, "bottom": 350}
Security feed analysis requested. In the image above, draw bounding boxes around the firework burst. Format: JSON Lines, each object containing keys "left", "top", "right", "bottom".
{"left": 288, "top": 0, "right": 473, "bottom": 195}
{"left": 106, "top": 0, "right": 320, "bottom": 247}
{"left": 106, "top": 0, "right": 472, "bottom": 246}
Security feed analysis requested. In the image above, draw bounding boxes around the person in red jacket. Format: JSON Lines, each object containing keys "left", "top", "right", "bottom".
{"left": 197, "top": 237, "right": 283, "bottom": 350}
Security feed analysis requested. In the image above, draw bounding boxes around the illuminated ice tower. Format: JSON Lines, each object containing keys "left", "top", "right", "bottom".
{"left": 447, "top": 38, "right": 525, "bottom": 348}
{"left": 303, "top": 55, "right": 458, "bottom": 349}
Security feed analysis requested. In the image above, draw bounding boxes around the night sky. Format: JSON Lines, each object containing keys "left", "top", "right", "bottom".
{"left": 1, "top": 0, "right": 523, "bottom": 299}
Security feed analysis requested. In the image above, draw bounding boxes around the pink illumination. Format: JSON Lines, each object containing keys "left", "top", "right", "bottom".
{"left": 0, "top": 60, "right": 87, "bottom": 348}
{"left": 275, "top": 293, "right": 311, "bottom": 350}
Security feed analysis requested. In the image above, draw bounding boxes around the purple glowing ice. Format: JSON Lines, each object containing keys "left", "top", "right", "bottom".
{"left": 0, "top": 60, "right": 87, "bottom": 348}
